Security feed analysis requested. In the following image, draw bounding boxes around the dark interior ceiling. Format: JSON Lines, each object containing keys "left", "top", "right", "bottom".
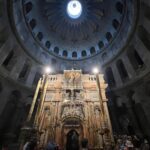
{"left": 11, "top": 0, "right": 137, "bottom": 65}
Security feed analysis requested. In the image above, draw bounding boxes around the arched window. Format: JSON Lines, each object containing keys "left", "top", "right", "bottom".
{"left": 98, "top": 41, "right": 104, "bottom": 49}
{"left": 112, "top": 19, "right": 120, "bottom": 30}
{"left": 18, "top": 61, "right": 31, "bottom": 81}
{"left": 138, "top": 25, "right": 150, "bottom": 51}
{"left": 54, "top": 47, "right": 59, "bottom": 54}
{"left": 24, "top": 2, "right": 33, "bottom": 14}
{"left": 36, "top": 32, "right": 43, "bottom": 41}
{"left": 116, "top": 59, "right": 129, "bottom": 82}
{"left": 63, "top": 50, "right": 68, "bottom": 57}
{"left": 45, "top": 41, "right": 51, "bottom": 49}
{"left": 90, "top": 47, "right": 96, "bottom": 55}
{"left": 106, "top": 32, "right": 112, "bottom": 42}
{"left": 105, "top": 67, "right": 116, "bottom": 87}
{"left": 81, "top": 50, "right": 87, "bottom": 57}
{"left": 127, "top": 48, "right": 144, "bottom": 70}
{"left": 72, "top": 51, "right": 77, "bottom": 58}
{"left": 116, "top": 2, "right": 124, "bottom": 14}
{"left": 134, "top": 50, "right": 144, "bottom": 67}
{"left": 33, "top": 72, "right": 42, "bottom": 85}
{"left": 2, "top": 50, "right": 16, "bottom": 71}
{"left": 29, "top": 19, "right": 36, "bottom": 30}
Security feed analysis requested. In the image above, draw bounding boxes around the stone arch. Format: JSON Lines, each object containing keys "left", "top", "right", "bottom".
{"left": 106, "top": 32, "right": 112, "bottom": 42}
{"left": 105, "top": 67, "right": 116, "bottom": 87}
{"left": 90, "top": 47, "right": 96, "bottom": 55}
{"left": 24, "top": 2, "right": 33, "bottom": 14}
{"left": 98, "top": 41, "right": 104, "bottom": 49}
{"left": 112, "top": 19, "right": 120, "bottom": 30}
{"left": 45, "top": 41, "right": 51, "bottom": 49}
{"left": 72, "top": 51, "right": 77, "bottom": 58}
{"left": 127, "top": 47, "right": 144, "bottom": 70}
{"left": 54, "top": 47, "right": 59, "bottom": 54}
{"left": 81, "top": 50, "right": 87, "bottom": 57}
{"left": 2, "top": 50, "right": 17, "bottom": 71}
{"left": 61, "top": 118, "right": 84, "bottom": 149}
{"left": 63, "top": 50, "right": 68, "bottom": 57}
{"left": 36, "top": 32, "right": 43, "bottom": 41}
{"left": 66, "top": 130, "right": 79, "bottom": 150}
{"left": 29, "top": 19, "right": 36, "bottom": 30}
{"left": 18, "top": 60, "right": 31, "bottom": 81}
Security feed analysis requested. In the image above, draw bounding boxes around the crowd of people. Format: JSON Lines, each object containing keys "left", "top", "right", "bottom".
{"left": 22, "top": 138, "right": 88, "bottom": 150}
{"left": 113, "top": 135, "right": 150, "bottom": 150}
{"left": 22, "top": 135, "right": 149, "bottom": 150}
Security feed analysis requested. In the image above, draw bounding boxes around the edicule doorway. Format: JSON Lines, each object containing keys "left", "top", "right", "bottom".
{"left": 66, "top": 130, "right": 79, "bottom": 150}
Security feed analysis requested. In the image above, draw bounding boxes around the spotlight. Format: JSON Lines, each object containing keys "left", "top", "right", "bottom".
{"left": 93, "top": 67, "right": 99, "bottom": 74}
{"left": 45, "top": 66, "right": 52, "bottom": 74}
{"left": 67, "top": 0, "right": 82, "bottom": 19}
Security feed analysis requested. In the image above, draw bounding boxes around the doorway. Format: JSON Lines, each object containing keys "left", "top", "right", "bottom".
{"left": 66, "top": 130, "right": 79, "bottom": 150}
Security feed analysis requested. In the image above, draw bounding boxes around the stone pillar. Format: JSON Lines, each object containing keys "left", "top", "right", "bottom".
{"left": 99, "top": 75, "right": 114, "bottom": 144}
{"left": 124, "top": 94, "right": 142, "bottom": 135}
{"left": 111, "top": 64, "right": 123, "bottom": 87}
{"left": 133, "top": 103, "right": 150, "bottom": 139}
{"left": 121, "top": 54, "right": 136, "bottom": 78}
{"left": 132, "top": 88, "right": 150, "bottom": 138}
{"left": 135, "top": 36, "right": 150, "bottom": 67}
{"left": 106, "top": 92, "right": 121, "bottom": 134}
{"left": 26, "top": 65, "right": 37, "bottom": 86}
{"left": 8, "top": 103, "right": 23, "bottom": 134}
{"left": 0, "top": 86, "right": 11, "bottom": 115}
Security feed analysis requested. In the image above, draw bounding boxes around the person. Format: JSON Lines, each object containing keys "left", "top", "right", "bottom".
{"left": 71, "top": 131, "right": 79, "bottom": 150}
{"left": 132, "top": 135, "right": 141, "bottom": 150}
{"left": 30, "top": 139, "right": 37, "bottom": 150}
{"left": 2, "top": 144, "right": 8, "bottom": 150}
{"left": 23, "top": 139, "right": 37, "bottom": 150}
{"left": 81, "top": 138, "right": 88, "bottom": 150}
{"left": 23, "top": 141, "right": 30, "bottom": 150}
{"left": 125, "top": 136, "right": 134, "bottom": 150}
{"left": 45, "top": 141, "right": 56, "bottom": 150}
{"left": 141, "top": 139, "right": 150, "bottom": 150}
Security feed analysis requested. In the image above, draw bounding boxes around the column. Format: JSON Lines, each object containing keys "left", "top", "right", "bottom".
{"left": 135, "top": 36, "right": 150, "bottom": 66}
{"left": 26, "top": 65, "right": 37, "bottom": 86}
{"left": 123, "top": 95, "right": 142, "bottom": 135}
{"left": 121, "top": 54, "right": 136, "bottom": 78}
{"left": 111, "top": 64, "right": 123, "bottom": 87}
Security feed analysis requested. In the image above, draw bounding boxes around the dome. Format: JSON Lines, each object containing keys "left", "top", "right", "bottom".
{"left": 12, "top": 0, "right": 137, "bottom": 66}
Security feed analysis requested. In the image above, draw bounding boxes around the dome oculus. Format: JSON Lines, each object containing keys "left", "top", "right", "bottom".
{"left": 67, "top": 0, "right": 82, "bottom": 19}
